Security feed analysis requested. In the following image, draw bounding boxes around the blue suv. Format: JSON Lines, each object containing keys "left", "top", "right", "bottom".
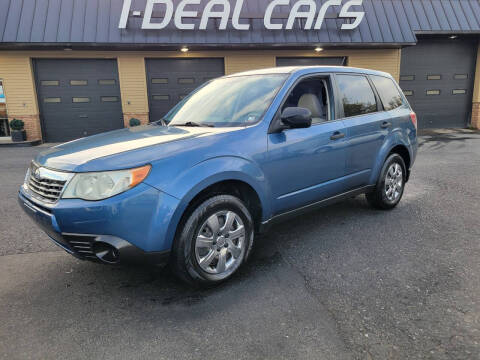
{"left": 19, "top": 66, "right": 417, "bottom": 285}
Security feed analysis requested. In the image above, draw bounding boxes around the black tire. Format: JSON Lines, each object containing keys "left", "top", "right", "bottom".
{"left": 171, "top": 195, "right": 254, "bottom": 287}
{"left": 366, "top": 153, "right": 407, "bottom": 210}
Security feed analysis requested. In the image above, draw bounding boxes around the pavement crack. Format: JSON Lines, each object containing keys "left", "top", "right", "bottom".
{"left": 273, "top": 246, "right": 359, "bottom": 359}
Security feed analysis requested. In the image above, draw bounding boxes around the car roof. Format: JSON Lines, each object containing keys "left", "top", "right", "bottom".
{"left": 227, "top": 66, "right": 392, "bottom": 78}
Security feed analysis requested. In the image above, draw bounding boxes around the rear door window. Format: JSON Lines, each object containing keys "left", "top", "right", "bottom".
{"left": 370, "top": 75, "right": 403, "bottom": 111}
{"left": 336, "top": 74, "right": 377, "bottom": 118}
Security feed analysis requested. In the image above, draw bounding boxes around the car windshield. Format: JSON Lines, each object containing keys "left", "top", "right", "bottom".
{"left": 166, "top": 74, "right": 287, "bottom": 128}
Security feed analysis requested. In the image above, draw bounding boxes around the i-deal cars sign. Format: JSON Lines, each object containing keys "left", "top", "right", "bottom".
{"left": 119, "top": 0, "right": 365, "bottom": 31}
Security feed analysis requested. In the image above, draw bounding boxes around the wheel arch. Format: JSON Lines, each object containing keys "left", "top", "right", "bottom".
{"left": 162, "top": 157, "right": 272, "bottom": 249}
{"left": 370, "top": 134, "right": 413, "bottom": 185}
{"left": 387, "top": 144, "right": 411, "bottom": 181}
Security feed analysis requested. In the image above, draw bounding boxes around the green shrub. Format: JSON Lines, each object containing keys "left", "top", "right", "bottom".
{"left": 9, "top": 118, "right": 24, "bottom": 131}
{"left": 129, "top": 118, "right": 141, "bottom": 127}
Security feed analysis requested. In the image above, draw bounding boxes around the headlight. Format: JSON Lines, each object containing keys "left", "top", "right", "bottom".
{"left": 62, "top": 165, "right": 151, "bottom": 201}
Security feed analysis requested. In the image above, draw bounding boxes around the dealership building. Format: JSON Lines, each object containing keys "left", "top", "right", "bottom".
{"left": 0, "top": 0, "right": 479, "bottom": 143}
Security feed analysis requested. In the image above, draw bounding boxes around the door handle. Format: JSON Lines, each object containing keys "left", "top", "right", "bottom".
{"left": 330, "top": 131, "right": 345, "bottom": 140}
{"left": 381, "top": 121, "right": 392, "bottom": 129}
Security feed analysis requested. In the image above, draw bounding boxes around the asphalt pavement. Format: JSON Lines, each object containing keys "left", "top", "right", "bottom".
{"left": 0, "top": 129, "right": 479, "bottom": 360}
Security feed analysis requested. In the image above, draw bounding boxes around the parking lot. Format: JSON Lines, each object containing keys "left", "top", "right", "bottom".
{"left": 1, "top": 129, "right": 479, "bottom": 360}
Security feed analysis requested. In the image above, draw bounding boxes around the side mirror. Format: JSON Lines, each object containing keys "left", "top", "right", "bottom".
{"left": 280, "top": 107, "right": 312, "bottom": 129}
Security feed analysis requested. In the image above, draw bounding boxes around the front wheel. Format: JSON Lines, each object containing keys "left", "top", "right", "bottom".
{"left": 171, "top": 195, "right": 254, "bottom": 286}
{"left": 366, "top": 154, "right": 406, "bottom": 210}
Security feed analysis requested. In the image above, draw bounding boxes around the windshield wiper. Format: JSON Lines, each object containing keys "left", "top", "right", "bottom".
{"left": 152, "top": 118, "right": 168, "bottom": 126}
{"left": 174, "top": 121, "right": 215, "bottom": 128}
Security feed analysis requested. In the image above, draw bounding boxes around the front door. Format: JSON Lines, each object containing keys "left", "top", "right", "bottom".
{"left": 266, "top": 122, "right": 349, "bottom": 215}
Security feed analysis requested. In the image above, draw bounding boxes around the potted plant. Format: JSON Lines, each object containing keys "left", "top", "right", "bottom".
{"left": 129, "top": 118, "right": 141, "bottom": 127}
{"left": 9, "top": 119, "right": 26, "bottom": 142}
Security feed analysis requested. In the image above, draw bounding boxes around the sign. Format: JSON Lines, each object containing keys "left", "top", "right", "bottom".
{"left": 0, "top": 80, "right": 5, "bottom": 104}
{"left": 119, "top": 0, "right": 365, "bottom": 31}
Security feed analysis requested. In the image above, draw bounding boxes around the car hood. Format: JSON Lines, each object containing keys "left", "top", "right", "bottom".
{"left": 35, "top": 124, "right": 239, "bottom": 172}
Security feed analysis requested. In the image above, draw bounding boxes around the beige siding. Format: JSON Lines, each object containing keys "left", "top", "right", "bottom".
{"left": 472, "top": 42, "right": 480, "bottom": 103}
{"left": 347, "top": 49, "right": 401, "bottom": 81}
{"left": 225, "top": 54, "right": 275, "bottom": 74}
{"left": 0, "top": 54, "right": 38, "bottom": 116}
{"left": 117, "top": 55, "right": 149, "bottom": 114}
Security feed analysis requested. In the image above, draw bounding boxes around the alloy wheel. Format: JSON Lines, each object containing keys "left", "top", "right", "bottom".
{"left": 384, "top": 162, "right": 403, "bottom": 201}
{"left": 195, "top": 210, "right": 246, "bottom": 275}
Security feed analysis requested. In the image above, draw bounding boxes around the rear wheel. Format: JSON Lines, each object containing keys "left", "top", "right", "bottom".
{"left": 366, "top": 154, "right": 406, "bottom": 210}
{"left": 171, "top": 195, "right": 254, "bottom": 286}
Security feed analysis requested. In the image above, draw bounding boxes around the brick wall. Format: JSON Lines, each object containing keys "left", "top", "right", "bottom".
{"left": 472, "top": 103, "right": 480, "bottom": 129}
{"left": 8, "top": 114, "right": 41, "bottom": 140}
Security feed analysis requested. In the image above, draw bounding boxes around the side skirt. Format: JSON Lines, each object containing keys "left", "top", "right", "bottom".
{"left": 259, "top": 185, "right": 374, "bottom": 233}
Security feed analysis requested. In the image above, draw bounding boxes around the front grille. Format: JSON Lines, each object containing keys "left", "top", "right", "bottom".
{"left": 28, "top": 175, "right": 66, "bottom": 202}
{"left": 27, "top": 163, "right": 71, "bottom": 203}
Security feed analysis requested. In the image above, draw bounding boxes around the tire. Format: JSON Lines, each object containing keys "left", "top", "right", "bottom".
{"left": 366, "top": 153, "right": 407, "bottom": 210}
{"left": 171, "top": 195, "right": 254, "bottom": 286}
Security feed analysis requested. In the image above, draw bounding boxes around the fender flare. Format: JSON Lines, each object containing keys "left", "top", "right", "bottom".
{"left": 369, "top": 130, "right": 414, "bottom": 185}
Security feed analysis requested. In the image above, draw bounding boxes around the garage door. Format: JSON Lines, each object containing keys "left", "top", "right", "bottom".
{"left": 276, "top": 57, "right": 346, "bottom": 66}
{"left": 146, "top": 58, "right": 224, "bottom": 122}
{"left": 400, "top": 38, "right": 476, "bottom": 129}
{"left": 34, "top": 59, "right": 123, "bottom": 143}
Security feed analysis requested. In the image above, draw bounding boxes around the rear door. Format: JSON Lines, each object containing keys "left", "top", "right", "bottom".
{"left": 370, "top": 74, "right": 412, "bottom": 133}
{"left": 334, "top": 73, "right": 388, "bottom": 188}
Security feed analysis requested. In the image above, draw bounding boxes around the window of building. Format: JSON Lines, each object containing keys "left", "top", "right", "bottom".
{"left": 152, "top": 78, "right": 168, "bottom": 84}
{"left": 0, "top": 79, "right": 9, "bottom": 137}
{"left": 153, "top": 95, "right": 169, "bottom": 101}
{"left": 400, "top": 75, "right": 414, "bottom": 81}
{"left": 44, "top": 97, "right": 61, "bottom": 103}
{"left": 454, "top": 74, "right": 467, "bottom": 80}
{"left": 426, "top": 90, "right": 440, "bottom": 96}
{"left": 70, "top": 80, "right": 88, "bottom": 86}
{"left": 370, "top": 75, "right": 403, "bottom": 111}
{"left": 98, "top": 79, "right": 116, "bottom": 85}
{"left": 72, "top": 97, "right": 90, "bottom": 103}
{"left": 336, "top": 74, "right": 377, "bottom": 118}
{"left": 403, "top": 90, "right": 413, "bottom": 96}
{"left": 452, "top": 89, "right": 466, "bottom": 95}
{"left": 101, "top": 96, "right": 119, "bottom": 102}
{"left": 178, "top": 78, "right": 195, "bottom": 84}
{"left": 427, "top": 75, "right": 441, "bottom": 80}
{"left": 41, "top": 80, "right": 59, "bottom": 86}
{"left": 281, "top": 76, "right": 333, "bottom": 124}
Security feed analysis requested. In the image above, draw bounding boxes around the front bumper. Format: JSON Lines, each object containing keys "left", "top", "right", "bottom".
{"left": 18, "top": 183, "right": 179, "bottom": 266}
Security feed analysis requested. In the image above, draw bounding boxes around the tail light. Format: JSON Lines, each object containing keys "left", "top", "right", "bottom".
{"left": 410, "top": 112, "right": 417, "bottom": 130}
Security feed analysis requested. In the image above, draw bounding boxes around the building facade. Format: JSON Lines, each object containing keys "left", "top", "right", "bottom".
{"left": 0, "top": 0, "right": 479, "bottom": 142}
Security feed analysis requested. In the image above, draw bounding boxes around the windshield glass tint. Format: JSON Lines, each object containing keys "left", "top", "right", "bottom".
{"left": 167, "top": 75, "right": 287, "bottom": 127}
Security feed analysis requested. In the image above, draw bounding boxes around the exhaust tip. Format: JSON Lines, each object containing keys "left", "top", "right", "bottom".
{"left": 92, "top": 242, "right": 120, "bottom": 264}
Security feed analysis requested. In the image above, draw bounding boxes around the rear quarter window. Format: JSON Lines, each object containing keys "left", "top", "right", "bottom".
{"left": 370, "top": 75, "right": 403, "bottom": 111}
{"left": 336, "top": 74, "right": 377, "bottom": 118}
